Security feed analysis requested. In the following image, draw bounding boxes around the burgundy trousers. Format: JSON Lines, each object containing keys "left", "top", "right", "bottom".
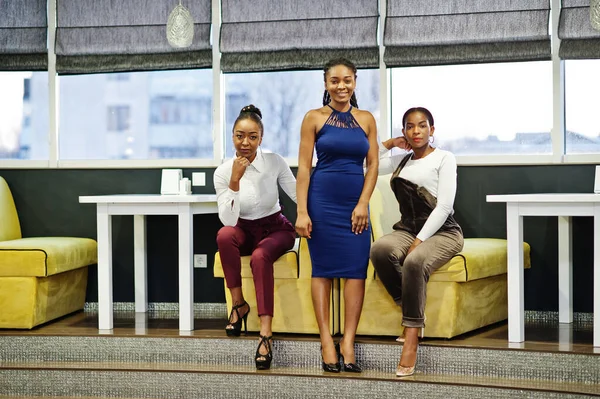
{"left": 216, "top": 212, "right": 296, "bottom": 317}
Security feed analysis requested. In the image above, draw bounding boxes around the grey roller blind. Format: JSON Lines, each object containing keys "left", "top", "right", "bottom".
{"left": 220, "top": 0, "right": 379, "bottom": 73}
{"left": 384, "top": 0, "right": 551, "bottom": 67}
{"left": 55, "top": 0, "right": 211, "bottom": 74}
{"left": 559, "top": 0, "right": 600, "bottom": 59}
{"left": 0, "top": 0, "right": 47, "bottom": 71}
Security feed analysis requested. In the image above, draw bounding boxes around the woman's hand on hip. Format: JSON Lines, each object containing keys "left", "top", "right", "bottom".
{"left": 295, "top": 213, "right": 312, "bottom": 239}
{"left": 351, "top": 203, "right": 369, "bottom": 235}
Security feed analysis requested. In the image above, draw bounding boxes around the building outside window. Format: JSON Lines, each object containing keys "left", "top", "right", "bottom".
{"left": 107, "top": 105, "right": 130, "bottom": 132}
{"left": 0, "top": 72, "right": 49, "bottom": 160}
{"left": 57, "top": 70, "right": 213, "bottom": 160}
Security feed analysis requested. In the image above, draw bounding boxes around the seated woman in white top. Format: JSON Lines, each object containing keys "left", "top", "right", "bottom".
{"left": 370, "top": 107, "right": 464, "bottom": 377}
{"left": 213, "top": 104, "right": 296, "bottom": 371}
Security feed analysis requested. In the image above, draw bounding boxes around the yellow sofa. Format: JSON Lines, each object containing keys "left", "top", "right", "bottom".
{"left": 213, "top": 237, "right": 339, "bottom": 334}
{"left": 0, "top": 176, "right": 97, "bottom": 329}
{"left": 340, "top": 175, "right": 531, "bottom": 339}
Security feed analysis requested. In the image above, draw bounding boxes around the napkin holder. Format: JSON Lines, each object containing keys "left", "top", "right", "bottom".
{"left": 161, "top": 169, "right": 183, "bottom": 195}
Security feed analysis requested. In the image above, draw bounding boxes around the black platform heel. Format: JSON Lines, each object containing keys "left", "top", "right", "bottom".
{"left": 321, "top": 345, "right": 341, "bottom": 373}
{"left": 336, "top": 342, "right": 362, "bottom": 373}
{"left": 225, "top": 301, "right": 250, "bottom": 337}
{"left": 255, "top": 335, "right": 273, "bottom": 370}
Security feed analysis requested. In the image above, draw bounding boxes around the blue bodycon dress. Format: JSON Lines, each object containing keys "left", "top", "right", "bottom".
{"left": 307, "top": 105, "right": 370, "bottom": 279}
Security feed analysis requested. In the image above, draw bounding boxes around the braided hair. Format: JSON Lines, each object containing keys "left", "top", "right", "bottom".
{"left": 322, "top": 58, "right": 359, "bottom": 108}
{"left": 234, "top": 104, "right": 264, "bottom": 135}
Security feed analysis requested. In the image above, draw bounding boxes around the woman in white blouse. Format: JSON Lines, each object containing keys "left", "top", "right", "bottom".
{"left": 213, "top": 104, "right": 297, "bottom": 370}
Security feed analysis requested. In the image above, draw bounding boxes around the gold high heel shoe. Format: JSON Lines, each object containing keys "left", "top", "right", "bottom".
{"left": 396, "top": 345, "right": 419, "bottom": 377}
{"left": 396, "top": 355, "right": 417, "bottom": 377}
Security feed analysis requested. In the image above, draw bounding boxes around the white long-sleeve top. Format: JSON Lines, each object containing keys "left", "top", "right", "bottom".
{"left": 213, "top": 152, "right": 297, "bottom": 226}
{"left": 379, "top": 146, "right": 458, "bottom": 241}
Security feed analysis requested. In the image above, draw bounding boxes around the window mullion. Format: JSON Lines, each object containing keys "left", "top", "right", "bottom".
{"left": 211, "top": 0, "right": 223, "bottom": 164}
{"left": 551, "top": 0, "right": 566, "bottom": 163}
{"left": 47, "top": 0, "right": 58, "bottom": 168}
{"left": 378, "top": 0, "right": 390, "bottom": 142}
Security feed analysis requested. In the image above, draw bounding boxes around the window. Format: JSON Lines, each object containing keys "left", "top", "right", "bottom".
{"left": 107, "top": 105, "right": 130, "bottom": 132}
{"left": 565, "top": 60, "right": 600, "bottom": 154}
{"left": 58, "top": 70, "right": 213, "bottom": 160}
{"left": 224, "top": 69, "right": 380, "bottom": 158}
{"left": 150, "top": 97, "right": 208, "bottom": 125}
{"left": 391, "top": 62, "right": 553, "bottom": 155}
{"left": 0, "top": 72, "right": 49, "bottom": 160}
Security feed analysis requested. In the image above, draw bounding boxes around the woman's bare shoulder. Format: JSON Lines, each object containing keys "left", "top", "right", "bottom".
{"left": 353, "top": 108, "right": 376, "bottom": 121}
{"left": 352, "top": 108, "right": 377, "bottom": 134}
{"left": 305, "top": 106, "right": 330, "bottom": 117}
{"left": 303, "top": 106, "right": 330, "bottom": 124}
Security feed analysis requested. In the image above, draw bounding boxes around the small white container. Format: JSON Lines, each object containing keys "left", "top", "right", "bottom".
{"left": 179, "top": 178, "right": 192, "bottom": 195}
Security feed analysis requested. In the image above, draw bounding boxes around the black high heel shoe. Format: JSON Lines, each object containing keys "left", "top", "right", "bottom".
{"left": 225, "top": 301, "right": 250, "bottom": 337}
{"left": 336, "top": 342, "right": 362, "bottom": 373}
{"left": 255, "top": 335, "right": 273, "bottom": 370}
{"left": 321, "top": 345, "right": 341, "bottom": 373}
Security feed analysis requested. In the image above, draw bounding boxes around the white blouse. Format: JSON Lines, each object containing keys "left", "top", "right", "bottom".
{"left": 213, "top": 152, "right": 297, "bottom": 226}
{"left": 379, "top": 146, "right": 458, "bottom": 241}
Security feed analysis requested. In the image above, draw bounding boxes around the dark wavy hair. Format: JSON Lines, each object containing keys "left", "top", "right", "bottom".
{"left": 402, "top": 107, "right": 434, "bottom": 127}
{"left": 322, "top": 58, "right": 359, "bottom": 108}
{"left": 234, "top": 104, "right": 264, "bottom": 135}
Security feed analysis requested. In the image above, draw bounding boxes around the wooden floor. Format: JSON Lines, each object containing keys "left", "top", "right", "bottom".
{"left": 1, "top": 310, "right": 598, "bottom": 355}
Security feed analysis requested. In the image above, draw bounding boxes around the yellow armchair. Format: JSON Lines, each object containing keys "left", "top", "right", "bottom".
{"left": 214, "top": 236, "right": 339, "bottom": 334}
{"left": 0, "top": 176, "right": 97, "bottom": 329}
{"left": 340, "top": 175, "right": 531, "bottom": 339}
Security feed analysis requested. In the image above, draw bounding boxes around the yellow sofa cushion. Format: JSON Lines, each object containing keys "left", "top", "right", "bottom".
{"left": 0, "top": 237, "right": 98, "bottom": 277}
{"left": 370, "top": 174, "right": 406, "bottom": 242}
{"left": 0, "top": 176, "right": 22, "bottom": 242}
{"left": 430, "top": 238, "right": 531, "bottom": 282}
{"left": 214, "top": 238, "right": 299, "bottom": 279}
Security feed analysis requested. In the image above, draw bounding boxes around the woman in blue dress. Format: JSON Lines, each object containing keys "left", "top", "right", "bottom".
{"left": 296, "top": 58, "right": 379, "bottom": 373}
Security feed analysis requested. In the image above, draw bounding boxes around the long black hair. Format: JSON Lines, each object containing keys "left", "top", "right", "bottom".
{"left": 322, "top": 58, "right": 359, "bottom": 108}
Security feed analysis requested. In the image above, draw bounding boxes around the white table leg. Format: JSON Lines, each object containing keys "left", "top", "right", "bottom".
{"left": 178, "top": 203, "right": 194, "bottom": 331}
{"left": 134, "top": 215, "right": 147, "bottom": 312}
{"left": 97, "top": 204, "right": 113, "bottom": 330}
{"left": 558, "top": 216, "right": 573, "bottom": 323}
{"left": 594, "top": 205, "right": 600, "bottom": 347}
{"left": 558, "top": 323, "right": 573, "bottom": 352}
{"left": 135, "top": 312, "right": 147, "bottom": 335}
{"left": 506, "top": 202, "right": 525, "bottom": 343}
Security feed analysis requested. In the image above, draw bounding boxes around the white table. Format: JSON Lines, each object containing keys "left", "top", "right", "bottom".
{"left": 79, "top": 194, "right": 218, "bottom": 331}
{"left": 486, "top": 193, "right": 600, "bottom": 347}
